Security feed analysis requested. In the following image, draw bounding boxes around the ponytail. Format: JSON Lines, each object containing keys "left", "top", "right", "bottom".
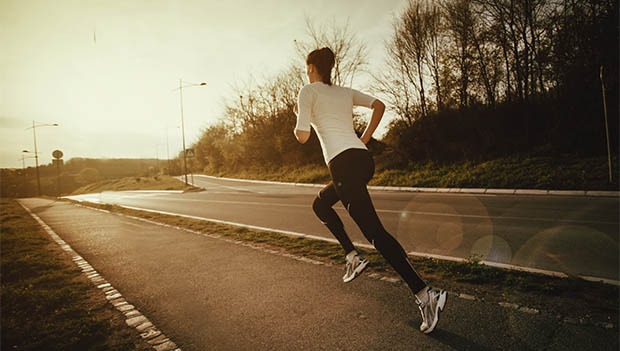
{"left": 306, "top": 47, "right": 335, "bottom": 86}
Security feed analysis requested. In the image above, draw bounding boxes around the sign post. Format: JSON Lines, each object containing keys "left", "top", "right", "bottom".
{"left": 185, "top": 149, "right": 195, "bottom": 185}
{"left": 52, "top": 150, "right": 63, "bottom": 197}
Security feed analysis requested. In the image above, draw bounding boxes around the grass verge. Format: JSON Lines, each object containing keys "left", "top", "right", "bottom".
{"left": 71, "top": 175, "right": 199, "bottom": 195}
{"left": 0, "top": 198, "right": 151, "bottom": 350}
{"left": 372, "top": 154, "right": 619, "bottom": 191}
{"left": 69, "top": 199, "right": 618, "bottom": 327}
{"left": 204, "top": 154, "right": 619, "bottom": 191}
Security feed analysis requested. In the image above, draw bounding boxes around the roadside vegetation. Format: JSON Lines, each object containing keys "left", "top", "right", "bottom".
{"left": 71, "top": 175, "right": 198, "bottom": 195}
{"left": 369, "top": 154, "right": 618, "bottom": 190}
{"left": 68, "top": 200, "right": 619, "bottom": 327}
{"left": 203, "top": 154, "right": 618, "bottom": 191}
{"left": 187, "top": 1, "right": 618, "bottom": 191}
{"left": 0, "top": 198, "right": 150, "bottom": 350}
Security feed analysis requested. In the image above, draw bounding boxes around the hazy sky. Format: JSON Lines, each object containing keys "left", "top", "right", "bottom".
{"left": 1, "top": 0, "right": 408, "bottom": 169}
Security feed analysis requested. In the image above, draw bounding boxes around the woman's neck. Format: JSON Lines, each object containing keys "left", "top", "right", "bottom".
{"left": 309, "top": 72, "right": 323, "bottom": 84}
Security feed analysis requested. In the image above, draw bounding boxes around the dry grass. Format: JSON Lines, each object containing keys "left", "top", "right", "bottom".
{"left": 0, "top": 198, "right": 151, "bottom": 350}
{"left": 71, "top": 175, "right": 198, "bottom": 195}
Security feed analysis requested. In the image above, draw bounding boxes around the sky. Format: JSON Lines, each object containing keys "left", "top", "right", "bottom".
{"left": 0, "top": 0, "right": 408, "bottom": 169}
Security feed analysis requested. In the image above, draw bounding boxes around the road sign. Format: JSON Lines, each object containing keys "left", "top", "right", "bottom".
{"left": 52, "top": 150, "right": 63, "bottom": 159}
{"left": 52, "top": 159, "right": 64, "bottom": 166}
{"left": 185, "top": 148, "right": 195, "bottom": 158}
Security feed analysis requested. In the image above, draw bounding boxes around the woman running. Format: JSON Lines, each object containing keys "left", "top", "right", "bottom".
{"left": 294, "top": 47, "right": 447, "bottom": 334}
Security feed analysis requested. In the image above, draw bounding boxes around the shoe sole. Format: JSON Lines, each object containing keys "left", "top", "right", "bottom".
{"left": 342, "top": 259, "right": 369, "bottom": 283}
{"left": 423, "top": 290, "right": 447, "bottom": 334}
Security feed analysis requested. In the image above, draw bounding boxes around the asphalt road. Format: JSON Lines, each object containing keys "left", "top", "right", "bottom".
{"left": 67, "top": 175, "right": 619, "bottom": 282}
{"left": 19, "top": 198, "right": 619, "bottom": 350}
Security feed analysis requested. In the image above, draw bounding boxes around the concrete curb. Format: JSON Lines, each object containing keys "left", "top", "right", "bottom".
{"left": 191, "top": 174, "right": 619, "bottom": 197}
{"left": 18, "top": 200, "right": 183, "bottom": 351}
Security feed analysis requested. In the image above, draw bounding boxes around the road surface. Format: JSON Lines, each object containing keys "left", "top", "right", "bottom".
{"left": 19, "top": 198, "right": 619, "bottom": 350}
{"left": 67, "top": 175, "right": 619, "bottom": 282}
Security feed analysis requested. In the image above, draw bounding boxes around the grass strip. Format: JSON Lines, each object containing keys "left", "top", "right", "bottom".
{"left": 71, "top": 175, "right": 199, "bottom": 195}
{"left": 70, "top": 200, "right": 618, "bottom": 326}
{"left": 204, "top": 154, "right": 619, "bottom": 191}
{"left": 0, "top": 198, "right": 151, "bottom": 350}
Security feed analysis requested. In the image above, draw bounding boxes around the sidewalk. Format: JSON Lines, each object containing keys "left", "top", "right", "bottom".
{"left": 20, "top": 198, "right": 619, "bottom": 351}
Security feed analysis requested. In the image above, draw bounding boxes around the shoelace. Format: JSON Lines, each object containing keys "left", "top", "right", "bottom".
{"left": 345, "top": 259, "right": 355, "bottom": 277}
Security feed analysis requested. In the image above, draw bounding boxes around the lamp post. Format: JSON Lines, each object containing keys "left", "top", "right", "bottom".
{"left": 20, "top": 150, "right": 36, "bottom": 197}
{"left": 174, "top": 79, "right": 206, "bottom": 185}
{"left": 26, "top": 121, "right": 58, "bottom": 196}
{"left": 600, "top": 66, "right": 612, "bottom": 183}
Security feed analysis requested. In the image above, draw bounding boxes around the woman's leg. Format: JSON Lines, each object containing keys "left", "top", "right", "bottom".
{"left": 329, "top": 150, "right": 427, "bottom": 294}
{"left": 312, "top": 182, "right": 355, "bottom": 254}
{"left": 344, "top": 181, "right": 427, "bottom": 294}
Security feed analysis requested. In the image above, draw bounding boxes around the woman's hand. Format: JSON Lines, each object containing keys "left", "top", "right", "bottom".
{"left": 360, "top": 99, "right": 385, "bottom": 145}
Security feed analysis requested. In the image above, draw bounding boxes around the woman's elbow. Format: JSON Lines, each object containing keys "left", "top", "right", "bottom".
{"left": 372, "top": 99, "right": 386, "bottom": 112}
{"left": 294, "top": 129, "right": 310, "bottom": 144}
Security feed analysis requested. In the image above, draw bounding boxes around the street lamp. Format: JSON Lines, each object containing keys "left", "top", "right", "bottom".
{"left": 26, "top": 121, "right": 58, "bottom": 196}
{"left": 20, "top": 150, "right": 36, "bottom": 197}
{"left": 173, "top": 79, "right": 206, "bottom": 185}
{"left": 21, "top": 149, "right": 33, "bottom": 169}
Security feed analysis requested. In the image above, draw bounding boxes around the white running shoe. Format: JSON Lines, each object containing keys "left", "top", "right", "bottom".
{"left": 417, "top": 288, "right": 447, "bottom": 334}
{"left": 342, "top": 254, "right": 369, "bottom": 283}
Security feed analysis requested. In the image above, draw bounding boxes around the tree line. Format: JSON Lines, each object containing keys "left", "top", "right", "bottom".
{"left": 188, "top": 0, "right": 618, "bottom": 175}
{"left": 1, "top": 158, "right": 167, "bottom": 197}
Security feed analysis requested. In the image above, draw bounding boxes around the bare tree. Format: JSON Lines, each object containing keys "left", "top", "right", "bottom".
{"left": 443, "top": 0, "right": 476, "bottom": 109}
{"left": 470, "top": 3, "right": 502, "bottom": 106}
{"left": 376, "top": 0, "right": 439, "bottom": 124}
{"left": 425, "top": 2, "right": 445, "bottom": 111}
{"left": 294, "top": 17, "right": 369, "bottom": 87}
{"left": 401, "top": 1, "right": 430, "bottom": 116}
{"left": 373, "top": 44, "right": 418, "bottom": 126}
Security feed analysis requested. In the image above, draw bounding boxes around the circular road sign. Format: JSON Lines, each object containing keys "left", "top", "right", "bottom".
{"left": 52, "top": 150, "right": 63, "bottom": 159}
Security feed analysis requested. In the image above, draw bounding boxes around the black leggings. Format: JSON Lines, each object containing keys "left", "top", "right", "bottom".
{"left": 312, "top": 148, "right": 426, "bottom": 293}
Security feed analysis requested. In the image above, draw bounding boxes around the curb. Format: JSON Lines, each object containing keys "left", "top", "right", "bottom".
{"left": 18, "top": 200, "right": 183, "bottom": 351}
{"left": 191, "top": 175, "right": 619, "bottom": 197}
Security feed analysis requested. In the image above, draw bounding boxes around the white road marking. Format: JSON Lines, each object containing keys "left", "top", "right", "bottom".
{"left": 133, "top": 197, "right": 617, "bottom": 226}
{"left": 190, "top": 175, "right": 267, "bottom": 194}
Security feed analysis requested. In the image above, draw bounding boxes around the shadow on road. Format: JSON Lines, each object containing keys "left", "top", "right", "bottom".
{"left": 407, "top": 320, "right": 494, "bottom": 351}
{"left": 430, "top": 329, "right": 495, "bottom": 351}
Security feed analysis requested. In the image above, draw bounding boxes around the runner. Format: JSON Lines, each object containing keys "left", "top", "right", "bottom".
{"left": 294, "top": 47, "right": 447, "bottom": 334}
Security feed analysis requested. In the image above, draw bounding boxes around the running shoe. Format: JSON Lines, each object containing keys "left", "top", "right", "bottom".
{"left": 417, "top": 288, "right": 447, "bottom": 334}
{"left": 342, "top": 254, "right": 369, "bottom": 283}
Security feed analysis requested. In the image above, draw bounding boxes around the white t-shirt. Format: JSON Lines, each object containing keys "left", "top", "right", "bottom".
{"left": 295, "top": 82, "right": 377, "bottom": 164}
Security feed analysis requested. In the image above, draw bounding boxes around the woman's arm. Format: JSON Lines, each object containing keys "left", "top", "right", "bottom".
{"left": 294, "top": 86, "right": 313, "bottom": 144}
{"left": 360, "top": 99, "right": 385, "bottom": 144}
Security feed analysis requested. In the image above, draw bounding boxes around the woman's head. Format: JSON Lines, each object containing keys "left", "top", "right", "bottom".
{"left": 306, "top": 47, "right": 335, "bottom": 85}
